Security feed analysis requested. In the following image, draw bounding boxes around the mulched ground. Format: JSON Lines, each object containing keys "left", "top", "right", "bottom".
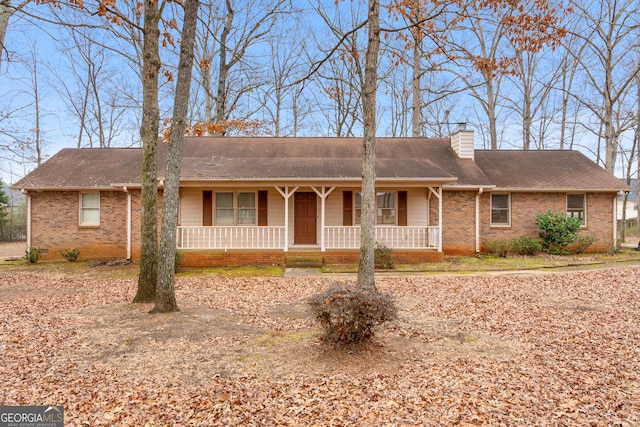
{"left": 0, "top": 265, "right": 638, "bottom": 426}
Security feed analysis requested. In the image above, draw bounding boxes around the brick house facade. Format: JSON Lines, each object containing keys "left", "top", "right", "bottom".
{"left": 14, "top": 132, "right": 629, "bottom": 265}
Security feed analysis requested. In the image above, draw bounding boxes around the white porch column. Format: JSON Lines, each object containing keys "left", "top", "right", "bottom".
{"left": 311, "top": 186, "right": 336, "bottom": 251}
{"left": 275, "top": 186, "right": 299, "bottom": 252}
{"left": 427, "top": 186, "right": 442, "bottom": 252}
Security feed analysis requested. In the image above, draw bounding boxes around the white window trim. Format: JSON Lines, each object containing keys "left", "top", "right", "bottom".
{"left": 79, "top": 192, "right": 100, "bottom": 226}
{"left": 567, "top": 193, "right": 587, "bottom": 227}
{"left": 214, "top": 191, "right": 257, "bottom": 226}
{"left": 490, "top": 193, "right": 511, "bottom": 227}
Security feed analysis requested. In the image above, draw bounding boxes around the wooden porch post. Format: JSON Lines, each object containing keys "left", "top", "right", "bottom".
{"left": 275, "top": 186, "right": 299, "bottom": 252}
{"left": 311, "top": 186, "right": 336, "bottom": 252}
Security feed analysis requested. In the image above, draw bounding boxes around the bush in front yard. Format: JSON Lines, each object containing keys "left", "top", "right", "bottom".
{"left": 571, "top": 235, "right": 595, "bottom": 254}
{"left": 535, "top": 210, "right": 582, "bottom": 254}
{"left": 308, "top": 282, "right": 398, "bottom": 344}
{"left": 510, "top": 236, "right": 542, "bottom": 256}
{"left": 61, "top": 248, "right": 80, "bottom": 262}
{"left": 485, "top": 239, "right": 511, "bottom": 257}
{"left": 25, "top": 247, "right": 41, "bottom": 263}
{"left": 374, "top": 242, "right": 395, "bottom": 269}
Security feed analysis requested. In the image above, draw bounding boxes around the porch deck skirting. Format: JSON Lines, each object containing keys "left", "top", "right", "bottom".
{"left": 176, "top": 225, "right": 440, "bottom": 250}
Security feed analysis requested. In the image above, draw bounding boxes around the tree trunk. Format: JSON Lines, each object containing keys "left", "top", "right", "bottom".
{"left": 410, "top": 0, "right": 421, "bottom": 138}
{"left": 152, "top": 0, "right": 200, "bottom": 314}
{"left": 357, "top": 0, "right": 379, "bottom": 290}
{"left": 214, "top": 0, "right": 234, "bottom": 124}
{"left": 485, "top": 78, "right": 498, "bottom": 150}
{"left": 0, "top": 0, "right": 10, "bottom": 68}
{"left": 133, "top": 0, "right": 161, "bottom": 303}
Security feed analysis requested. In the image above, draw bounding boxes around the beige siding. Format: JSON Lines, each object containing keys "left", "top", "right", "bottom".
{"left": 326, "top": 190, "right": 345, "bottom": 226}
{"left": 268, "top": 190, "right": 285, "bottom": 226}
{"left": 408, "top": 188, "right": 428, "bottom": 226}
{"left": 179, "top": 189, "right": 203, "bottom": 226}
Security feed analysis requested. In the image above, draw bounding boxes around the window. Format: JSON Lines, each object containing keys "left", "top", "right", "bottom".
{"left": 80, "top": 192, "right": 100, "bottom": 226}
{"left": 567, "top": 193, "right": 586, "bottom": 225}
{"left": 354, "top": 192, "right": 396, "bottom": 225}
{"left": 237, "top": 192, "right": 256, "bottom": 224}
{"left": 490, "top": 193, "right": 510, "bottom": 226}
{"left": 215, "top": 192, "right": 234, "bottom": 225}
{"left": 377, "top": 192, "right": 396, "bottom": 224}
{"left": 214, "top": 192, "right": 256, "bottom": 225}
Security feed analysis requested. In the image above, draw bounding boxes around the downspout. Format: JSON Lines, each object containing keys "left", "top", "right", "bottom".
{"left": 613, "top": 193, "right": 618, "bottom": 249}
{"left": 438, "top": 186, "right": 442, "bottom": 252}
{"left": 124, "top": 187, "right": 131, "bottom": 260}
{"left": 22, "top": 190, "right": 31, "bottom": 250}
{"left": 476, "top": 188, "right": 483, "bottom": 253}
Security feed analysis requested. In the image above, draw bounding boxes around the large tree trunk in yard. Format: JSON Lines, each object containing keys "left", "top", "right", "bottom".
{"left": 133, "top": 0, "right": 161, "bottom": 303}
{"left": 357, "top": 0, "right": 379, "bottom": 290}
{"left": 152, "top": 0, "right": 200, "bottom": 314}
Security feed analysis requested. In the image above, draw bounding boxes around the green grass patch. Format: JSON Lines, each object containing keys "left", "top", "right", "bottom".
{"left": 179, "top": 265, "right": 284, "bottom": 277}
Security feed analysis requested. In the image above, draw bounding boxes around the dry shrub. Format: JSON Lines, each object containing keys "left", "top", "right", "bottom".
{"left": 308, "top": 282, "right": 398, "bottom": 344}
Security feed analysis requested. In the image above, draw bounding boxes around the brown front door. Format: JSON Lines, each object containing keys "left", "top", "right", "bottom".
{"left": 294, "top": 192, "right": 317, "bottom": 244}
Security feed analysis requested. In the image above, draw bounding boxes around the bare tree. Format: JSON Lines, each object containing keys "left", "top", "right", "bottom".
{"left": 0, "top": 0, "right": 30, "bottom": 68}
{"left": 357, "top": 0, "right": 379, "bottom": 289}
{"left": 51, "top": 27, "right": 136, "bottom": 148}
{"left": 255, "top": 24, "right": 308, "bottom": 136}
{"left": 193, "top": 0, "right": 290, "bottom": 125}
{"left": 569, "top": 0, "right": 640, "bottom": 173}
{"left": 153, "top": 0, "right": 200, "bottom": 314}
{"left": 133, "top": 0, "right": 163, "bottom": 303}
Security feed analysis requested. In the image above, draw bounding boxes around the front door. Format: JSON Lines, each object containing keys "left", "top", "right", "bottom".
{"left": 294, "top": 192, "right": 317, "bottom": 244}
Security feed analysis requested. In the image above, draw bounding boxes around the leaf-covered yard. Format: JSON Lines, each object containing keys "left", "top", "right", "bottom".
{"left": 1, "top": 265, "right": 638, "bottom": 426}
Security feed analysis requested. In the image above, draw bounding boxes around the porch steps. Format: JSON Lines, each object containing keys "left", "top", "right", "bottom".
{"left": 285, "top": 253, "right": 324, "bottom": 268}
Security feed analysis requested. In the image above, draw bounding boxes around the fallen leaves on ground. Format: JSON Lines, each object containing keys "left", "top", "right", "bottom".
{"left": 0, "top": 266, "right": 638, "bottom": 426}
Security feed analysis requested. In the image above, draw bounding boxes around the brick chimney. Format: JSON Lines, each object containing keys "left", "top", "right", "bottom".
{"left": 451, "top": 123, "right": 474, "bottom": 160}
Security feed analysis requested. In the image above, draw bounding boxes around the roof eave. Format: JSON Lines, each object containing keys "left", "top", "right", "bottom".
{"left": 490, "top": 187, "right": 628, "bottom": 192}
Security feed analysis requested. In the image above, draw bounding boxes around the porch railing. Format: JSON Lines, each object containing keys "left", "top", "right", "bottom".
{"left": 177, "top": 226, "right": 286, "bottom": 249}
{"left": 324, "top": 226, "right": 439, "bottom": 249}
{"left": 176, "top": 225, "right": 439, "bottom": 250}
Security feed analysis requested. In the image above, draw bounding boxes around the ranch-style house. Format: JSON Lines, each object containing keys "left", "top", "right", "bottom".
{"left": 13, "top": 128, "right": 630, "bottom": 266}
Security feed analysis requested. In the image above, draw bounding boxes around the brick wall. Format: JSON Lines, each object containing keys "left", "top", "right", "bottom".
{"left": 322, "top": 250, "right": 443, "bottom": 265}
{"left": 30, "top": 188, "right": 617, "bottom": 264}
{"left": 479, "top": 192, "right": 615, "bottom": 252}
{"left": 441, "top": 190, "right": 477, "bottom": 255}
{"left": 30, "top": 190, "right": 129, "bottom": 261}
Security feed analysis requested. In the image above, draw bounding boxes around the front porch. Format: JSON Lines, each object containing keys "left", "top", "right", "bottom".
{"left": 176, "top": 225, "right": 441, "bottom": 251}
{"left": 175, "top": 184, "right": 445, "bottom": 267}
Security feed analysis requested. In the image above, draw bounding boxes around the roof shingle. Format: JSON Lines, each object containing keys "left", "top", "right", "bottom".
{"left": 12, "top": 138, "right": 629, "bottom": 192}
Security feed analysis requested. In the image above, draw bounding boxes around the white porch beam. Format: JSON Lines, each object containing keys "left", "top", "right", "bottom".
{"left": 275, "top": 186, "right": 299, "bottom": 252}
{"left": 311, "top": 186, "right": 336, "bottom": 251}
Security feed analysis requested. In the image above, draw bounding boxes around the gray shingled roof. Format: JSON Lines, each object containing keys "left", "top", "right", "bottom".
{"left": 13, "top": 137, "right": 487, "bottom": 189}
{"left": 12, "top": 137, "right": 629, "bottom": 192}
{"left": 475, "top": 150, "right": 630, "bottom": 191}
